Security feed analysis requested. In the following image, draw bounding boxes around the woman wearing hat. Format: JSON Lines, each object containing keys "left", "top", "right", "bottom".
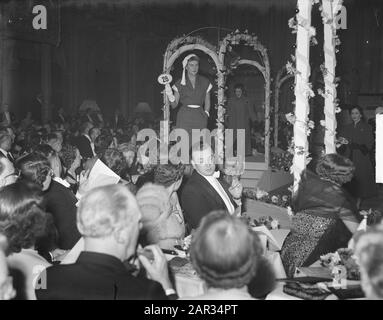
{"left": 166, "top": 54, "right": 212, "bottom": 141}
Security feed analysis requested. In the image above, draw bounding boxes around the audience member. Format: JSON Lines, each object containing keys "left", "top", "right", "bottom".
{"left": 180, "top": 142, "right": 239, "bottom": 231}
{"left": 183, "top": 210, "right": 274, "bottom": 300}
{"left": 355, "top": 225, "right": 383, "bottom": 300}
{"left": 35, "top": 184, "right": 175, "bottom": 300}
{"left": 136, "top": 163, "right": 185, "bottom": 250}
{"left": 281, "top": 153, "right": 360, "bottom": 277}
{"left": 0, "top": 233, "right": 16, "bottom": 300}
{"left": 0, "top": 183, "right": 51, "bottom": 299}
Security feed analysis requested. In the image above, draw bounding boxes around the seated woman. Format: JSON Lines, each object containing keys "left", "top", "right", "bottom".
{"left": 118, "top": 142, "right": 136, "bottom": 170}
{"left": 0, "top": 183, "right": 51, "bottom": 300}
{"left": 355, "top": 225, "right": 383, "bottom": 300}
{"left": 0, "top": 233, "right": 16, "bottom": 300}
{"left": 16, "top": 153, "right": 80, "bottom": 251}
{"left": 183, "top": 210, "right": 275, "bottom": 300}
{"left": 281, "top": 153, "right": 360, "bottom": 277}
{"left": 136, "top": 163, "right": 185, "bottom": 250}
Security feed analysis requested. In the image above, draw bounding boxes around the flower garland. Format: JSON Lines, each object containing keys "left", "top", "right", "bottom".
{"left": 319, "top": 0, "right": 343, "bottom": 154}
{"left": 243, "top": 187, "right": 292, "bottom": 209}
{"left": 165, "top": 35, "right": 217, "bottom": 57}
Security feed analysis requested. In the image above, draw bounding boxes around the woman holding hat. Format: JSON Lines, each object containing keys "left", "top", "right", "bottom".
{"left": 166, "top": 54, "right": 212, "bottom": 140}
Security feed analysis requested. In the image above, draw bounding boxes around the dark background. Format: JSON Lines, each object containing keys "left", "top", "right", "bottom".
{"left": 0, "top": 0, "right": 382, "bottom": 123}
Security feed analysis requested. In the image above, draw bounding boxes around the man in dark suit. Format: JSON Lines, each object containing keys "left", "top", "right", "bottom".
{"left": 35, "top": 184, "right": 175, "bottom": 300}
{"left": 180, "top": 142, "right": 240, "bottom": 231}
{"left": 76, "top": 122, "right": 95, "bottom": 160}
{"left": 44, "top": 179, "right": 81, "bottom": 250}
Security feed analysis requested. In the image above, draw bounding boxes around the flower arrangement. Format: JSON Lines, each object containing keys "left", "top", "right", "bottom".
{"left": 320, "top": 248, "right": 360, "bottom": 281}
{"left": 241, "top": 213, "right": 280, "bottom": 230}
{"left": 243, "top": 187, "right": 291, "bottom": 209}
{"left": 270, "top": 151, "right": 293, "bottom": 172}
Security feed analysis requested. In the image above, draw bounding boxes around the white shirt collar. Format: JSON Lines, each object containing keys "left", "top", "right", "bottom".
{"left": 53, "top": 176, "right": 71, "bottom": 189}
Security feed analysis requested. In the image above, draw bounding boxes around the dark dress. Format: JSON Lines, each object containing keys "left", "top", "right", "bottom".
{"left": 339, "top": 120, "right": 376, "bottom": 199}
{"left": 226, "top": 96, "right": 257, "bottom": 155}
{"left": 280, "top": 170, "right": 359, "bottom": 278}
{"left": 173, "top": 75, "right": 211, "bottom": 140}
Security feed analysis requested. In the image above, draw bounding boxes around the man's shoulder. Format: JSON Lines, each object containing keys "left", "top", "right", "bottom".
{"left": 38, "top": 261, "right": 166, "bottom": 300}
{"left": 46, "top": 180, "right": 77, "bottom": 203}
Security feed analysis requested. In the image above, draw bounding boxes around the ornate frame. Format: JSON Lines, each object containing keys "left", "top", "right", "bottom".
{"left": 273, "top": 65, "right": 294, "bottom": 147}
{"left": 218, "top": 31, "right": 271, "bottom": 168}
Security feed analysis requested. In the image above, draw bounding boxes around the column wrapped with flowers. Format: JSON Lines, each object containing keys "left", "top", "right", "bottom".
{"left": 321, "top": 0, "right": 343, "bottom": 154}
{"left": 290, "top": 0, "right": 314, "bottom": 195}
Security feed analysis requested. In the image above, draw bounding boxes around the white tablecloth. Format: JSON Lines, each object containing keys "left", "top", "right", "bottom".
{"left": 171, "top": 251, "right": 286, "bottom": 298}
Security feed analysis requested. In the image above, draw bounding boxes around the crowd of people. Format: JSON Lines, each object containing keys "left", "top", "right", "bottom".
{"left": 0, "top": 85, "right": 383, "bottom": 300}
{"left": 0, "top": 105, "right": 273, "bottom": 300}
{"left": 0, "top": 100, "right": 382, "bottom": 300}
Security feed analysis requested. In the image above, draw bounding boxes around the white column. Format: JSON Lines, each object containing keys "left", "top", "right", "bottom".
{"left": 323, "top": 0, "right": 340, "bottom": 154}
{"left": 292, "top": 0, "right": 312, "bottom": 194}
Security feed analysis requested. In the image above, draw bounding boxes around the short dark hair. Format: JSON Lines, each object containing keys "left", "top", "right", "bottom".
{"left": 33, "top": 144, "right": 55, "bottom": 159}
{"left": 0, "top": 182, "right": 47, "bottom": 254}
{"left": 153, "top": 163, "right": 185, "bottom": 188}
{"left": 100, "top": 148, "right": 127, "bottom": 177}
{"left": 234, "top": 83, "right": 245, "bottom": 91}
{"left": 15, "top": 153, "right": 51, "bottom": 189}
{"left": 349, "top": 105, "right": 365, "bottom": 120}
{"left": 190, "top": 210, "right": 263, "bottom": 289}
{"left": 61, "top": 144, "right": 78, "bottom": 169}
{"left": 95, "top": 134, "right": 114, "bottom": 156}
{"left": 316, "top": 153, "right": 355, "bottom": 185}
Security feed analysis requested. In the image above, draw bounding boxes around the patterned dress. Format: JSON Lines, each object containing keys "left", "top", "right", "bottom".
{"left": 280, "top": 170, "right": 360, "bottom": 277}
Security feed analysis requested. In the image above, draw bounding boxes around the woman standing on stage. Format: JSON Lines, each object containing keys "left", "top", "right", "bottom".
{"left": 166, "top": 54, "right": 212, "bottom": 141}
{"left": 339, "top": 106, "right": 376, "bottom": 205}
{"left": 226, "top": 83, "right": 257, "bottom": 156}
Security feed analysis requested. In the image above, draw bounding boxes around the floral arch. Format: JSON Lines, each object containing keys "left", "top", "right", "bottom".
{"left": 218, "top": 31, "right": 271, "bottom": 168}
{"left": 273, "top": 65, "right": 294, "bottom": 147}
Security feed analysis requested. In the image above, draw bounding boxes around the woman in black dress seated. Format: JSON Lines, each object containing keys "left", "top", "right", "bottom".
{"left": 281, "top": 153, "right": 360, "bottom": 277}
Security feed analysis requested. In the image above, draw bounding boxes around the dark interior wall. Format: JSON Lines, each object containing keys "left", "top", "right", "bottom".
{"left": 2, "top": 0, "right": 383, "bottom": 121}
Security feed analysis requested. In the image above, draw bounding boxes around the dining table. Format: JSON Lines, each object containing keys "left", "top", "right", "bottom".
{"left": 168, "top": 249, "right": 287, "bottom": 299}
